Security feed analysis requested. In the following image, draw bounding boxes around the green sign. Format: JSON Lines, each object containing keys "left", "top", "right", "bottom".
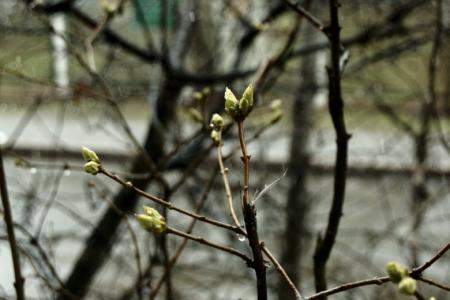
{"left": 134, "top": 0, "right": 178, "bottom": 28}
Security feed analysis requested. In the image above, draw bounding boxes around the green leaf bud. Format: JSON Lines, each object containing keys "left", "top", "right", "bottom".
{"left": 84, "top": 161, "right": 100, "bottom": 175}
{"left": 136, "top": 206, "right": 167, "bottom": 234}
{"left": 398, "top": 277, "right": 417, "bottom": 295}
{"left": 238, "top": 84, "right": 254, "bottom": 117}
{"left": 224, "top": 87, "right": 239, "bottom": 117}
{"left": 81, "top": 146, "right": 100, "bottom": 164}
{"left": 242, "top": 84, "right": 254, "bottom": 109}
{"left": 125, "top": 181, "right": 133, "bottom": 188}
{"left": 385, "top": 261, "right": 408, "bottom": 283}
{"left": 210, "top": 113, "right": 224, "bottom": 129}
{"left": 210, "top": 130, "right": 221, "bottom": 146}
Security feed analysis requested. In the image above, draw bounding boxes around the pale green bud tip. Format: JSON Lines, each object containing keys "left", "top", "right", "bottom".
{"left": 398, "top": 277, "right": 417, "bottom": 295}
{"left": 211, "top": 113, "right": 224, "bottom": 129}
{"left": 143, "top": 205, "right": 160, "bottom": 217}
{"left": 224, "top": 87, "right": 238, "bottom": 117}
{"left": 429, "top": 297, "right": 436, "bottom": 300}
{"left": 84, "top": 161, "right": 100, "bottom": 175}
{"left": 125, "top": 181, "right": 133, "bottom": 188}
{"left": 136, "top": 206, "right": 167, "bottom": 234}
{"left": 385, "top": 261, "right": 408, "bottom": 283}
{"left": 81, "top": 146, "right": 100, "bottom": 164}
{"left": 210, "top": 130, "right": 221, "bottom": 146}
{"left": 242, "top": 84, "right": 254, "bottom": 107}
{"left": 238, "top": 84, "right": 254, "bottom": 117}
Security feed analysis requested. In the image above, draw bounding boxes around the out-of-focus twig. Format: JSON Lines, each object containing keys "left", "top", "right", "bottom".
{"left": 0, "top": 147, "right": 25, "bottom": 300}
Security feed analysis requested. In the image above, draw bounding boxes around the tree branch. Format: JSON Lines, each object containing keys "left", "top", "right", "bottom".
{"left": 313, "top": 0, "right": 350, "bottom": 296}
{"left": 0, "top": 147, "right": 25, "bottom": 300}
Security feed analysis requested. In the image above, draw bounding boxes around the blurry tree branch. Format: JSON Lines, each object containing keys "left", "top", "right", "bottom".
{"left": 312, "top": 0, "right": 350, "bottom": 297}
{"left": 306, "top": 240, "right": 450, "bottom": 299}
{"left": 0, "top": 147, "right": 25, "bottom": 300}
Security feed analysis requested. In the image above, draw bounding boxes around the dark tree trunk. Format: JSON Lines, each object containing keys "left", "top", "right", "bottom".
{"left": 57, "top": 78, "right": 182, "bottom": 299}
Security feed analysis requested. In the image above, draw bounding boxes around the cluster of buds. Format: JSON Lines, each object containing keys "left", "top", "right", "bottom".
{"left": 188, "top": 87, "right": 211, "bottom": 124}
{"left": 385, "top": 261, "right": 417, "bottom": 296}
{"left": 193, "top": 87, "right": 211, "bottom": 102}
{"left": 82, "top": 146, "right": 101, "bottom": 175}
{"left": 135, "top": 205, "right": 167, "bottom": 234}
{"left": 210, "top": 113, "right": 224, "bottom": 146}
{"left": 224, "top": 84, "right": 254, "bottom": 121}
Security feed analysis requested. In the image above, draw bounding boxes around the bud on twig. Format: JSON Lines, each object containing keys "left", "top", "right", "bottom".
{"left": 210, "top": 113, "right": 224, "bottom": 130}
{"left": 224, "top": 84, "right": 255, "bottom": 120}
{"left": 84, "top": 161, "right": 100, "bottom": 175}
{"left": 385, "top": 261, "right": 408, "bottom": 283}
{"left": 135, "top": 206, "right": 167, "bottom": 234}
{"left": 82, "top": 146, "right": 100, "bottom": 164}
{"left": 210, "top": 130, "right": 221, "bottom": 146}
{"left": 398, "top": 277, "right": 417, "bottom": 295}
{"left": 238, "top": 84, "right": 254, "bottom": 117}
{"left": 82, "top": 146, "right": 101, "bottom": 175}
{"left": 224, "top": 87, "right": 239, "bottom": 118}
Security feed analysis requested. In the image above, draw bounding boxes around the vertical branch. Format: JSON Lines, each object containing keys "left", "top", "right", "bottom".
{"left": 313, "top": 0, "right": 350, "bottom": 297}
{"left": 237, "top": 121, "right": 267, "bottom": 300}
{"left": 217, "top": 145, "right": 242, "bottom": 229}
{"left": 0, "top": 147, "right": 25, "bottom": 300}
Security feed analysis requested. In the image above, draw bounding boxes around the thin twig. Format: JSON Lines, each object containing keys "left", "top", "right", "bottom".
{"left": 281, "top": 0, "right": 327, "bottom": 36}
{"left": 34, "top": 169, "right": 64, "bottom": 238}
{"left": 305, "top": 276, "right": 390, "bottom": 300}
{"left": 306, "top": 240, "right": 450, "bottom": 299}
{"left": 418, "top": 276, "right": 450, "bottom": 292}
{"left": 411, "top": 241, "right": 450, "bottom": 275}
{"left": 0, "top": 147, "right": 25, "bottom": 300}
{"left": 217, "top": 145, "right": 243, "bottom": 230}
{"left": 149, "top": 169, "right": 218, "bottom": 298}
{"left": 414, "top": 291, "right": 426, "bottom": 300}
{"left": 260, "top": 242, "right": 303, "bottom": 299}
{"left": 92, "top": 185, "right": 143, "bottom": 299}
{"left": 167, "top": 227, "right": 252, "bottom": 265}
{"left": 100, "top": 168, "right": 242, "bottom": 234}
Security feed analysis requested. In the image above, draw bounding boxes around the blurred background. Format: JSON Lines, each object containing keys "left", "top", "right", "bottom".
{"left": 1, "top": 0, "right": 450, "bottom": 299}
